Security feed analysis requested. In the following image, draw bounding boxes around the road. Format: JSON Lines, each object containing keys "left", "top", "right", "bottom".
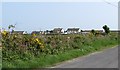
{"left": 52, "top": 47, "right": 118, "bottom": 68}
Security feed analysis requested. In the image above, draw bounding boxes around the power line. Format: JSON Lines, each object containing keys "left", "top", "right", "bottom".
{"left": 103, "top": 0, "right": 119, "bottom": 8}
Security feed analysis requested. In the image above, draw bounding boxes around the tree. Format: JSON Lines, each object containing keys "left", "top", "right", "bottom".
{"left": 8, "top": 25, "right": 15, "bottom": 29}
{"left": 8, "top": 25, "right": 15, "bottom": 33}
{"left": 102, "top": 25, "right": 110, "bottom": 34}
{"left": 81, "top": 30, "right": 83, "bottom": 34}
{"left": 91, "top": 29, "right": 95, "bottom": 35}
{"left": 81, "top": 30, "right": 83, "bottom": 32}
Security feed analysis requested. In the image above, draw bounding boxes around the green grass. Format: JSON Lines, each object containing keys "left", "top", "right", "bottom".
{"left": 0, "top": 49, "right": 2, "bottom": 70}
{"left": 3, "top": 46, "right": 117, "bottom": 69}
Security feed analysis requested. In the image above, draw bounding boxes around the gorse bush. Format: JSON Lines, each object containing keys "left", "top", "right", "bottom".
{"left": 2, "top": 30, "right": 45, "bottom": 61}
{"left": 1, "top": 25, "right": 118, "bottom": 68}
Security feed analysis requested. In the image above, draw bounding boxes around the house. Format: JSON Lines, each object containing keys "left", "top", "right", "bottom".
{"left": 31, "top": 31, "right": 42, "bottom": 35}
{"left": 81, "top": 30, "right": 91, "bottom": 33}
{"left": 40, "top": 31, "right": 45, "bottom": 34}
{"left": 81, "top": 30, "right": 103, "bottom": 34}
{"left": 94, "top": 30, "right": 103, "bottom": 33}
{"left": 110, "top": 30, "right": 120, "bottom": 33}
{"left": 53, "top": 28, "right": 64, "bottom": 34}
{"left": 31, "top": 30, "right": 53, "bottom": 35}
{"left": 13, "top": 31, "right": 24, "bottom": 34}
{"left": 32, "top": 31, "right": 39, "bottom": 34}
{"left": 44, "top": 30, "right": 53, "bottom": 34}
{"left": 66, "top": 28, "right": 80, "bottom": 34}
{"left": 23, "top": 31, "right": 28, "bottom": 34}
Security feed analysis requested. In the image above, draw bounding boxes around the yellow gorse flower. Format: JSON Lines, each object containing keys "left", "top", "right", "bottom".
{"left": 1, "top": 30, "right": 7, "bottom": 36}
{"left": 15, "top": 35, "right": 17, "bottom": 38}
{"left": 35, "top": 38, "right": 39, "bottom": 42}
{"left": 34, "top": 38, "right": 44, "bottom": 48}
{"left": 31, "top": 36, "right": 45, "bottom": 49}
{"left": 38, "top": 42, "right": 42, "bottom": 45}
{"left": 32, "top": 33, "right": 36, "bottom": 37}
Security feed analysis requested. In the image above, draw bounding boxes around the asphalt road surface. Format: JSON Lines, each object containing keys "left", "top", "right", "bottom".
{"left": 52, "top": 47, "right": 118, "bottom": 68}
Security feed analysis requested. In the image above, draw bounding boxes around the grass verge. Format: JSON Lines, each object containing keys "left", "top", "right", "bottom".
{"left": 2, "top": 36, "right": 118, "bottom": 69}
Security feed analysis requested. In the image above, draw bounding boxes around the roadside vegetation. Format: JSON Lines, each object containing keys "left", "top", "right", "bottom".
{"left": 1, "top": 25, "right": 118, "bottom": 69}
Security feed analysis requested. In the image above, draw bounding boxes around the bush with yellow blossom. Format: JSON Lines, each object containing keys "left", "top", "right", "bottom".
{"left": 2, "top": 25, "right": 45, "bottom": 61}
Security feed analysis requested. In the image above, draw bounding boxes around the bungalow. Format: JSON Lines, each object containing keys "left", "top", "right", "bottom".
{"left": 53, "top": 28, "right": 64, "bottom": 34}
{"left": 110, "top": 30, "right": 120, "bottom": 33}
{"left": 13, "top": 31, "right": 24, "bottom": 34}
{"left": 94, "top": 30, "right": 103, "bottom": 33}
{"left": 40, "top": 31, "right": 45, "bottom": 34}
{"left": 45, "top": 30, "right": 53, "bottom": 34}
{"left": 31, "top": 31, "right": 41, "bottom": 34}
{"left": 23, "top": 31, "right": 28, "bottom": 34}
{"left": 81, "top": 30, "right": 103, "bottom": 34}
{"left": 81, "top": 30, "right": 91, "bottom": 33}
{"left": 66, "top": 28, "right": 80, "bottom": 34}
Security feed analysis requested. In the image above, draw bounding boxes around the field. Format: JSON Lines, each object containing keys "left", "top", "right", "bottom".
{"left": 1, "top": 30, "right": 118, "bottom": 69}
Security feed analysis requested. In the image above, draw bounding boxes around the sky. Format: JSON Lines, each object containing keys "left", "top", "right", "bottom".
{"left": 1, "top": 0, "right": 119, "bottom": 32}
{"left": 1, "top": 0, "right": 119, "bottom": 2}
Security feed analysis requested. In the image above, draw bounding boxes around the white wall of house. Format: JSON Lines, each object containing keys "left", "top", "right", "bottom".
{"left": 67, "top": 29, "right": 80, "bottom": 34}
{"left": 61, "top": 29, "right": 64, "bottom": 33}
{"left": 23, "top": 31, "right": 27, "bottom": 34}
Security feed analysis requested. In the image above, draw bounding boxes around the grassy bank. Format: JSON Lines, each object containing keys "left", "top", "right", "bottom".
{"left": 2, "top": 33, "right": 118, "bottom": 69}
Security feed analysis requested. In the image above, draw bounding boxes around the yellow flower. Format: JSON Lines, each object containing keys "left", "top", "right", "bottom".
{"left": 14, "top": 35, "right": 17, "bottom": 38}
{"left": 32, "top": 33, "right": 36, "bottom": 37}
{"left": 38, "top": 42, "right": 42, "bottom": 45}
{"left": 1, "top": 30, "right": 7, "bottom": 36}
{"left": 35, "top": 38, "right": 42, "bottom": 44}
{"left": 33, "top": 38, "right": 44, "bottom": 48}
{"left": 35, "top": 38, "right": 39, "bottom": 42}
